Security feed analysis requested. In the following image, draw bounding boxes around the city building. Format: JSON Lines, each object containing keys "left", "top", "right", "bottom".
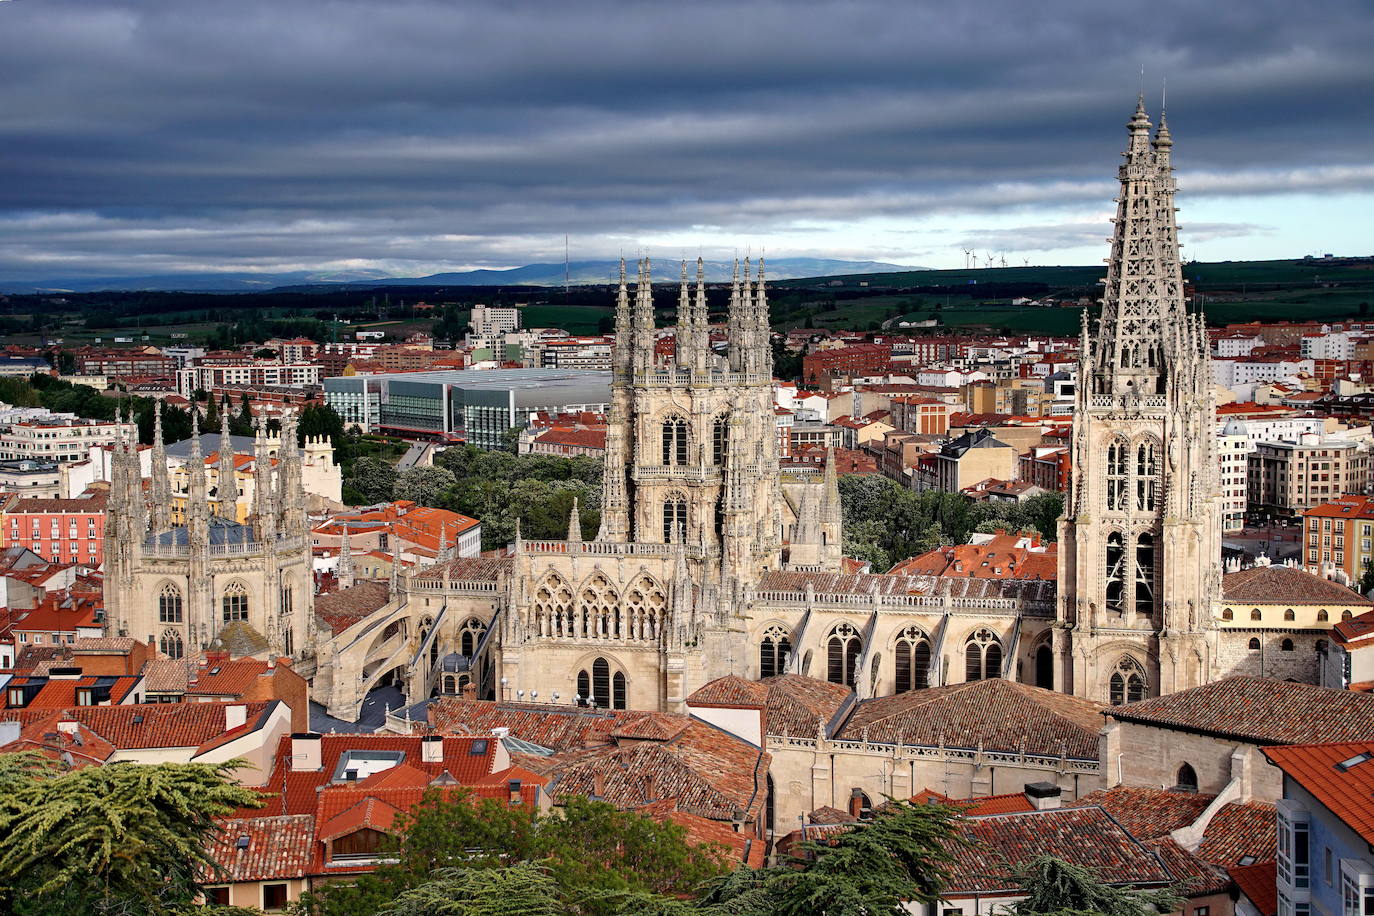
{"left": 1249, "top": 436, "right": 1370, "bottom": 518}
{"left": 1302, "top": 495, "right": 1374, "bottom": 583}
{"left": 0, "top": 459, "right": 62, "bottom": 497}
{"left": 323, "top": 368, "right": 610, "bottom": 446}
{"left": 177, "top": 361, "right": 321, "bottom": 398}
{"left": 3, "top": 490, "right": 107, "bottom": 565}
{"left": 912, "top": 427, "right": 1017, "bottom": 493}
{"left": 0, "top": 416, "right": 134, "bottom": 463}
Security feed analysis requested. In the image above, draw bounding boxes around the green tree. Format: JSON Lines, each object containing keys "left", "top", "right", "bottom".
{"left": 1359, "top": 558, "right": 1374, "bottom": 597}
{"left": 394, "top": 466, "right": 457, "bottom": 507}
{"left": 346, "top": 456, "right": 398, "bottom": 505}
{"left": 379, "top": 864, "right": 564, "bottom": 916}
{"left": 297, "top": 405, "right": 347, "bottom": 446}
{"left": 0, "top": 755, "right": 262, "bottom": 916}
{"left": 1003, "top": 856, "right": 1182, "bottom": 916}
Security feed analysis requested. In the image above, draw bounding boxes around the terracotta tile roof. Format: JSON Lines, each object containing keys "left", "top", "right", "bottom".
{"left": 1107, "top": 676, "right": 1374, "bottom": 745}
{"left": 1067, "top": 786, "right": 1217, "bottom": 840}
{"left": 946, "top": 807, "right": 1173, "bottom": 896}
{"left": 410, "top": 556, "right": 513, "bottom": 582}
{"left": 1333, "top": 608, "right": 1374, "bottom": 646}
{"left": 686, "top": 675, "right": 768, "bottom": 708}
{"left": 207, "top": 815, "right": 315, "bottom": 882}
{"left": 318, "top": 795, "right": 408, "bottom": 842}
{"left": 1196, "top": 802, "right": 1277, "bottom": 867}
{"left": 838, "top": 679, "right": 1105, "bottom": 759}
{"left": 0, "top": 701, "right": 275, "bottom": 750}
{"left": 1229, "top": 860, "right": 1278, "bottom": 916}
{"left": 425, "top": 698, "right": 626, "bottom": 751}
{"left": 1222, "top": 564, "right": 1372, "bottom": 606}
{"left": 608, "top": 713, "right": 689, "bottom": 742}
{"left": 188, "top": 656, "right": 273, "bottom": 696}
{"left": 807, "top": 805, "right": 858, "bottom": 825}
{"left": 1264, "top": 740, "right": 1374, "bottom": 845}
{"left": 1148, "top": 837, "right": 1231, "bottom": 897}
{"left": 532, "top": 427, "right": 607, "bottom": 450}
{"left": 142, "top": 657, "right": 195, "bottom": 692}
{"left": 314, "top": 580, "right": 395, "bottom": 635}
{"left": 757, "top": 674, "right": 853, "bottom": 738}
{"left": 959, "top": 792, "right": 1037, "bottom": 816}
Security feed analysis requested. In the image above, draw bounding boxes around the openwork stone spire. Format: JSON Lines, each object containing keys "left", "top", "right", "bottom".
{"left": 149, "top": 403, "right": 172, "bottom": 532}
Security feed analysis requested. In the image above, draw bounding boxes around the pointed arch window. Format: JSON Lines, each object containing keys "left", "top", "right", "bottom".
{"left": 964, "top": 628, "right": 1002, "bottom": 682}
{"left": 713, "top": 416, "right": 729, "bottom": 466}
{"left": 1135, "top": 439, "right": 1158, "bottom": 511}
{"left": 894, "top": 626, "right": 931, "bottom": 693}
{"left": 1176, "top": 763, "right": 1198, "bottom": 793}
{"left": 222, "top": 581, "right": 249, "bottom": 623}
{"left": 662, "top": 492, "right": 687, "bottom": 543}
{"left": 576, "top": 657, "right": 623, "bottom": 709}
{"left": 1108, "top": 656, "right": 1147, "bottom": 705}
{"left": 459, "top": 618, "right": 487, "bottom": 658}
{"left": 279, "top": 580, "right": 293, "bottom": 618}
{"left": 159, "top": 584, "right": 183, "bottom": 624}
{"left": 827, "top": 623, "right": 862, "bottom": 687}
{"left": 283, "top": 627, "right": 293, "bottom": 657}
{"left": 612, "top": 671, "right": 627, "bottom": 710}
{"left": 759, "top": 625, "right": 792, "bottom": 680}
{"left": 1106, "top": 439, "right": 1128, "bottom": 511}
{"left": 661, "top": 416, "right": 688, "bottom": 465}
{"left": 1105, "top": 532, "right": 1125, "bottom": 614}
{"left": 159, "top": 628, "right": 184, "bottom": 660}
{"left": 1134, "top": 532, "right": 1156, "bottom": 617}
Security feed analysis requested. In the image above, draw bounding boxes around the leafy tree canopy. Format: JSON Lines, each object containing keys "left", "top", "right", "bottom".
{"left": 1003, "top": 856, "right": 1182, "bottom": 916}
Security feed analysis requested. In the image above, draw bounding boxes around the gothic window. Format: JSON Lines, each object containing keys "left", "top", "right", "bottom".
{"left": 533, "top": 575, "right": 573, "bottom": 638}
{"left": 713, "top": 416, "right": 729, "bottom": 466}
{"left": 577, "top": 575, "right": 618, "bottom": 639}
{"left": 964, "top": 628, "right": 1002, "bottom": 682}
{"left": 1250, "top": 608, "right": 1262, "bottom": 621}
{"left": 1105, "top": 532, "right": 1125, "bottom": 614}
{"left": 662, "top": 492, "right": 687, "bottom": 542}
{"left": 759, "top": 625, "right": 792, "bottom": 680}
{"left": 1135, "top": 439, "right": 1158, "bottom": 511}
{"left": 576, "top": 670, "right": 590, "bottom": 704}
{"left": 159, "top": 584, "right": 183, "bottom": 624}
{"left": 661, "top": 416, "right": 688, "bottom": 465}
{"left": 612, "top": 672, "right": 627, "bottom": 710}
{"left": 1106, "top": 440, "right": 1128, "bottom": 511}
{"left": 279, "top": 581, "right": 293, "bottom": 617}
{"left": 1035, "top": 643, "right": 1054, "bottom": 689}
{"left": 1108, "top": 656, "right": 1147, "bottom": 705}
{"left": 221, "top": 581, "right": 249, "bottom": 623}
{"left": 1134, "top": 532, "right": 1156, "bottom": 617}
{"left": 1176, "top": 763, "right": 1198, "bottom": 793}
{"left": 459, "top": 618, "right": 487, "bottom": 658}
{"left": 159, "top": 628, "right": 184, "bottom": 660}
{"left": 827, "top": 623, "right": 862, "bottom": 687}
{"left": 1317, "top": 610, "right": 1329, "bottom": 622}
{"left": 283, "top": 628, "right": 293, "bottom": 656}
{"left": 623, "top": 577, "right": 666, "bottom": 642}
{"left": 894, "top": 626, "right": 931, "bottom": 693}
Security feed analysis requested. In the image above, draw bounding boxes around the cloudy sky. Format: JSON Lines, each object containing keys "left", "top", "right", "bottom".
{"left": 1, "top": 0, "right": 1371, "bottom": 282}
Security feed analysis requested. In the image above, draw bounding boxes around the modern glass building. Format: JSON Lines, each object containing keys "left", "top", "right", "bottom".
{"left": 324, "top": 369, "right": 610, "bottom": 449}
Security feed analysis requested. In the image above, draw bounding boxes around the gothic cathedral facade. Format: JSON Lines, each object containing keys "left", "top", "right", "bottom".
{"left": 1054, "top": 98, "right": 1223, "bottom": 703}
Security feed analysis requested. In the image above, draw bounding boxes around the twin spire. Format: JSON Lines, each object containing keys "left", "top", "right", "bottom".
{"left": 611, "top": 255, "right": 771, "bottom": 379}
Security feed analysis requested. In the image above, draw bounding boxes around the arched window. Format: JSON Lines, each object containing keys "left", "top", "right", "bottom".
{"left": 661, "top": 416, "right": 688, "bottom": 465}
{"left": 964, "top": 628, "right": 1002, "bottom": 682}
{"left": 1135, "top": 439, "right": 1158, "bottom": 511}
{"left": 159, "top": 628, "right": 184, "bottom": 660}
{"left": 1106, "top": 440, "right": 1128, "bottom": 511}
{"left": 1108, "top": 656, "right": 1147, "bottom": 705}
{"left": 1221, "top": 608, "right": 1234, "bottom": 621}
{"left": 576, "top": 574, "right": 618, "bottom": 640}
{"left": 576, "top": 670, "right": 590, "bottom": 704}
{"left": 1176, "top": 763, "right": 1198, "bottom": 793}
{"left": 612, "top": 672, "right": 627, "bottom": 710}
{"left": 759, "top": 625, "right": 792, "bottom": 680}
{"left": 592, "top": 658, "right": 611, "bottom": 708}
{"left": 1035, "top": 643, "right": 1054, "bottom": 689}
{"left": 1344, "top": 610, "right": 1355, "bottom": 621}
{"left": 1281, "top": 638, "right": 1295, "bottom": 652}
{"left": 1283, "top": 609, "right": 1296, "bottom": 622}
{"left": 279, "top": 580, "right": 293, "bottom": 617}
{"left": 283, "top": 627, "right": 294, "bottom": 657}
{"left": 1317, "top": 639, "right": 1329, "bottom": 653}
{"left": 459, "top": 618, "right": 487, "bottom": 658}
{"left": 533, "top": 574, "right": 573, "bottom": 638}
{"left": 221, "top": 581, "right": 248, "bottom": 622}
{"left": 1248, "top": 638, "right": 1261, "bottom": 651}
{"left": 1317, "top": 610, "right": 1329, "bottom": 622}
{"left": 159, "top": 584, "right": 183, "bottom": 624}
{"left": 1250, "top": 608, "right": 1262, "bottom": 621}
{"left": 713, "top": 416, "right": 729, "bottom": 466}
{"left": 1105, "top": 532, "right": 1125, "bottom": 614}
{"left": 894, "top": 626, "right": 931, "bottom": 693}
{"left": 827, "top": 623, "right": 862, "bottom": 687}
{"left": 662, "top": 492, "right": 687, "bottom": 542}
{"left": 1134, "top": 532, "right": 1156, "bottom": 617}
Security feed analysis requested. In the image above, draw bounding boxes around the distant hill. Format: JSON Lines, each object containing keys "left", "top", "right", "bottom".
{"left": 0, "top": 258, "right": 919, "bottom": 294}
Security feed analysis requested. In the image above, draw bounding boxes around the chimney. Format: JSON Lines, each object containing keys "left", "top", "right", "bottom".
{"left": 56, "top": 719, "right": 79, "bottom": 735}
{"left": 592, "top": 770, "right": 606, "bottom": 798}
{"left": 508, "top": 779, "right": 523, "bottom": 805}
{"left": 421, "top": 735, "right": 443, "bottom": 763}
{"left": 1024, "top": 781, "right": 1062, "bottom": 810}
{"left": 849, "top": 787, "right": 865, "bottom": 819}
{"left": 461, "top": 682, "right": 477, "bottom": 699}
{"left": 290, "top": 733, "right": 322, "bottom": 771}
{"left": 224, "top": 704, "right": 247, "bottom": 730}
{"left": 491, "top": 726, "right": 510, "bottom": 740}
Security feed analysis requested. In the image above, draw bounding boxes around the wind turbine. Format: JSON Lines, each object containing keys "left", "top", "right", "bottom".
{"left": 985, "top": 252, "right": 995, "bottom": 269}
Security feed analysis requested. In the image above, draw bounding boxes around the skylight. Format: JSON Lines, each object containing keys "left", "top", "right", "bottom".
{"left": 1336, "top": 752, "right": 1372, "bottom": 772}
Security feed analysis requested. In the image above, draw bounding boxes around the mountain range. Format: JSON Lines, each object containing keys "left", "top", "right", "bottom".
{"left": 0, "top": 258, "right": 919, "bottom": 294}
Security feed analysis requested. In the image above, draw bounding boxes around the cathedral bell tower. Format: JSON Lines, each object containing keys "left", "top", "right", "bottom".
{"left": 1055, "top": 98, "right": 1221, "bottom": 703}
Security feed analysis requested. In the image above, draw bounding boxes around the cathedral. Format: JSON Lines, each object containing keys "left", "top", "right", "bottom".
{"left": 104, "top": 408, "right": 315, "bottom": 662}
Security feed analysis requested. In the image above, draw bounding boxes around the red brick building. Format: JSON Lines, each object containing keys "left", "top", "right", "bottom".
{"left": 4, "top": 491, "right": 108, "bottom": 565}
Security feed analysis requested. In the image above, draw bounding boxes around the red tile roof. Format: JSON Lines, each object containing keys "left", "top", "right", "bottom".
{"left": 314, "top": 580, "right": 395, "bottom": 635}
{"left": 1264, "top": 740, "right": 1374, "bottom": 844}
{"left": 1222, "top": 565, "right": 1372, "bottom": 606}
{"left": 757, "top": 674, "right": 853, "bottom": 739}
{"left": 1229, "top": 860, "right": 1278, "bottom": 916}
{"left": 686, "top": 675, "right": 768, "bottom": 709}
{"left": 207, "top": 815, "right": 315, "bottom": 882}
{"left": 1108, "top": 677, "right": 1374, "bottom": 745}
{"left": 1067, "top": 786, "right": 1217, "bottom": 840}
{"left": 0, "top": 701, "right": 275, "bottom": 750}
{"left": 1196, "top": 802, "right": 1277, "bottom": 867}
{"left": 838, "top": 679, "right": 1104, "bottom": 759}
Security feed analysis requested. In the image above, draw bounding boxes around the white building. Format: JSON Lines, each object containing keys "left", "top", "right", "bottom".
{"left": 176, "top": 362, "right": 322, "bottom": 397}
{"left": 471, "top": 304, "right": 522, "bottom": 336}
{"left": 1217, "top": 419, "right": 1250, "bottom": 533}
{"left": 0, "top": 417, "right": 134, "bottom": 464}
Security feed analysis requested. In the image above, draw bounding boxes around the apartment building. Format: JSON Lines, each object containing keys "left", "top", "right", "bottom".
{"left": 0, "top": 417, "right": 133, "bottom": 463}
{"left": 912, "top": 428, "right": 1017, "bottom": 494}
{"left": 1249, "top": 435, "right": 1371, "bottom": 517}
{"left": 3, "top": 490, "right": 108, "bottom": 565}
{"left": 177, "top": 362, "right": 322, "bottom": 397}
{"left": 1303, "top": 495, "right": 1374, "bottom": 582}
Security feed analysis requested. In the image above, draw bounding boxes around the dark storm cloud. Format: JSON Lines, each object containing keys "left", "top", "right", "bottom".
{"left": 0, "top": 0, "right": 1370, "bottom": 279}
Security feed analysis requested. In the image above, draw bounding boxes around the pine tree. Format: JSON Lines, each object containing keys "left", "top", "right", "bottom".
{"left": 1005, "top": 856, "right": 1182, "bottom": 916}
